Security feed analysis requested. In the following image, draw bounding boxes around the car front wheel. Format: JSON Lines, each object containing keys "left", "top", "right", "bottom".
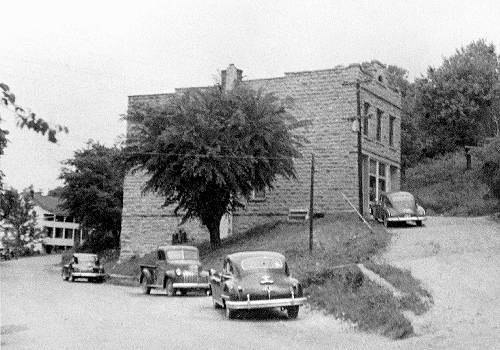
{"left": 165, "top": 279, "right": 174, "bottom": 296}
{"left": 287, "top": 306, "right": 299, "bottom": 319}
{"left": 225, "top": 305, "right": 236, "bottom": 319}
{"left": 142, "top": 278, "right": 151, "bottom": 295}
{"left": 416, "top": 220, "right": 423, "bottom": 227}
{"left": 383, "top": 216, "right": 390, "bottom": 228}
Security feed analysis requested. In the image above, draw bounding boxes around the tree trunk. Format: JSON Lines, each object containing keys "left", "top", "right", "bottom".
{"left": 205, "top": 217, "right": 222, "bottom": 249}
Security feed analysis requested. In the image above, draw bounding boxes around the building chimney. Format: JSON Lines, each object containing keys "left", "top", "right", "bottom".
{"left": 221, "top": 64, "right": 242, "bottom": 91}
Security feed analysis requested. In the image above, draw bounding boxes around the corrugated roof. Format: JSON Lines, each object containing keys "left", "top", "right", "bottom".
{"left": 33, "top": 194, "right": 69, "bottom": 216}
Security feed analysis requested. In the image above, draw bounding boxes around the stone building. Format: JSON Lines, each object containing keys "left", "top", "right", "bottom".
{"left": 120, "top": 62, "right": 401, "bottom": 259}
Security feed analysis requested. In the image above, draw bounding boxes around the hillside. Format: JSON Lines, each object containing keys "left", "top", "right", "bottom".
{"left": 402, "top": 151, "right": 498, "bottom": 216}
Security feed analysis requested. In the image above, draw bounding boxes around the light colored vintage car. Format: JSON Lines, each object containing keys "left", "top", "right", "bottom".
{"left": 210, "top": 251, "right": 306, "bottom": 319}
{"left": 62, "top": 253, "right": 106, "bottom": 282}
{"left": 371, "top": 191, "right": 426, "bottom": 227}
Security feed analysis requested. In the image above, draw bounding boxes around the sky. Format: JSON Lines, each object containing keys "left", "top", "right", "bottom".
{"left": 1, "top": 0, "right": 499, "bottom": 193}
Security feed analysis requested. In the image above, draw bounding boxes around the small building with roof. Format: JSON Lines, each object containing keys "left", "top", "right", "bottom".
{"left": 33, "top": 194, "right": 85, "bottom": 253}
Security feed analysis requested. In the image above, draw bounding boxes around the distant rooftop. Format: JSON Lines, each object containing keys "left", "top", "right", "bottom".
{"left": 33, "top": 194, "right": 68, "bottom": 216}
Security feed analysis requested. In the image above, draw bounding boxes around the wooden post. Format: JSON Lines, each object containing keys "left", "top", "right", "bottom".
{"left": 309, "top": 153, "right": 315, "bottom": 254}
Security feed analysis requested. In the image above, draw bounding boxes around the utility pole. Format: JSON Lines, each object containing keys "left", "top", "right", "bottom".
{"left": 356, "top": 81, "right": 364, "bottom": 216}
{"left": 309, "top": 153, "right": 315, "bottom": 254}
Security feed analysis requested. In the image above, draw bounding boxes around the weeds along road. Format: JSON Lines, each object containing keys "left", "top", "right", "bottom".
{"left": 382, "top": 216, "right": 500, "bottom": 350}
{"left": 1, "top": 255, "right": 393, "bottom": 350}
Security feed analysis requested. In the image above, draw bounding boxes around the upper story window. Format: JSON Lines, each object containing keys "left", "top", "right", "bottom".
{"left": 376, "top": 109, "right": 382, "bottom": 141}
{"left": 363, "top": 102, "right": 370, "bottom": 136}
{"left": 251, "top": 188, "right": 266, "bottom": 201}
{"left": 389, "top": 116, "right": 395, "bottom": 146}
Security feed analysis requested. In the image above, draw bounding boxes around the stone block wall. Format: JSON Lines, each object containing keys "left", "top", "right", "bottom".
{"left": 119, "top": 62, "right": 401, "bottom": 259}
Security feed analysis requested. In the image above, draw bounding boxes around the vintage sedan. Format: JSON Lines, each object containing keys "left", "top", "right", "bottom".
{"left": 210, "top": 251, "right": 306, "bottom": 319}
{"left": 62, "top": 253, "right": 106, "bottom": 282}
{"left": 140, "top": 245, "right": 210, "bottom": 296}
{"left": 371, "top": 191, "right": 426, "bottom": 227}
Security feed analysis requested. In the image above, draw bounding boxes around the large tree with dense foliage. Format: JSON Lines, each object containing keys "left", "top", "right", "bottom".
{"left": 0, "top": 187, "right": 41, "bottom": 247}
{"left": 125, "top": 86, "right": 305, "bottom": 247}
{"left": 415, "top": 40, "right": 500, "bottom": 156}
{"left": 59, "top": 141, "right": 125, "bottom": 251}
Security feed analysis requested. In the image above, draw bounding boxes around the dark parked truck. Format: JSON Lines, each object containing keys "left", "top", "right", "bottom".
{"left": 139, "top": 245, "right": 210, "bottom": 296}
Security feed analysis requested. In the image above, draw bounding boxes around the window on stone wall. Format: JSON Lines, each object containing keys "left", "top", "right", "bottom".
{"left": 389, "top": 115, "right": 395, "bottom": 146}
{"left": 363, "top": 102, "right": 370, "bottom": 136}
{"left": 376, "top": 109, "right": 382, "bottom": 141}
{"left": 251, "top": 188, "right": 266, "bottom": 201}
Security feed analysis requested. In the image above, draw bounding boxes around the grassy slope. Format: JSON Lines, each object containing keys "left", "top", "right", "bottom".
{"left": 403, "top": 151, "right": 498, "bottom": 216}
{"left": 105, "top": 214, "right": 431, "bottom": 339}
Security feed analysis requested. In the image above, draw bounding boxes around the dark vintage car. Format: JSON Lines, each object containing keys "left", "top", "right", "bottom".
{"left": 209, "top": 251, "right": 306, "bottom": 319}
{"left": 371, "top": 191, "right": 426, "bottom": 227}
{"left": 140, "top": 245, "right": 210, "bottom": 296}
{"left": 62, "top": 253, "right": 106, "bottom": 282}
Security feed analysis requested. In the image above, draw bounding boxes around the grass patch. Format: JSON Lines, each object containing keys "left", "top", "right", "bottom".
{"left": 403, "top": 151, "right": 498, "bottom": 216}
{"left": 364, "top": 263, "right": 433, "bottom": 315}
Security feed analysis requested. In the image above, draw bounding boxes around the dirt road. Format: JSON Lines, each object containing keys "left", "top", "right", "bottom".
{"left": 382, "top": 216, "right": 500, "bottom": 349}
{"left": 1, "top": 255, "right": 391, "bottom": 350}
{"left": 2, "top": 216, "right": 498, "bottom": 349}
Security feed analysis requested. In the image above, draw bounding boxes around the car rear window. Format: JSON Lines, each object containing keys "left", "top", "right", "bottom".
{"left": 166, "top": 249, "right": 198, "bottom": 261}
{"left": 388, "top": 193, "right": 415, "bottom": 209}
{"left": 240, "top": 257, "right": 284, "bottom": 271}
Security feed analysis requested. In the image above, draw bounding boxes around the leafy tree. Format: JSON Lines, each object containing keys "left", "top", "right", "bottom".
{"left": 125, "top": 86, "right": 305, "bottom": 248}
{"left": 59, "top": 141, "right": 125, "bottom": 251}
{"left": 0, "top": 187, "right": 41, "bottom": 247}
{"left": 415, "top": 40, "right": 500, "bottom": 156}
{"left": 477, "top": 138, "right": 500, "bottom": 205}
{"left": 0, "top": 83, "right": 68, "bottom": 154}
{"left": 0, "top": 83, "right": 69, "bottom": 188}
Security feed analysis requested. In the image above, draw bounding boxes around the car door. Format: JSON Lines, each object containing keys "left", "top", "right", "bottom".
{"left": 210, "top": 259, "right": 227, "bottom": 304}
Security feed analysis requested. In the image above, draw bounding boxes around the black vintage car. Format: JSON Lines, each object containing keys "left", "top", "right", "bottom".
{"left": 209, "top": 251, "right": 306, "bottom": 319}
{"left": 62, "top": 253, "right": 106, "bottom": 282}
{"left": 371, "top": 191, "right": 426, "bottom": 227}
{"left": 140, "top": 245, "right": 210, "bottom": 296}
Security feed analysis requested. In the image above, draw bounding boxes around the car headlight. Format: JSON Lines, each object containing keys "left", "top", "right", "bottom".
{"left": 175, "top": 268, "right": 182, "bottom": 276}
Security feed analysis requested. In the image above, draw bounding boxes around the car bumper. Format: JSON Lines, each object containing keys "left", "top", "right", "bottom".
{"left": 387, "top": 216, "right": 426, "bottom": 222}
{"left": 72, "top": 272, "right": 106, "bottom": 278}
{"left": 172, "top": 282, "right": 210, "bottom": 289}
{"left": 226, "top": 297, "right": 307, "bottom": 310}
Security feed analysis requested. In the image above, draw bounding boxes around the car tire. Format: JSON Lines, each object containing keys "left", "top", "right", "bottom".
{"left": 225, "top": 305, "right": 236, "bottom": 319}
{"left": 69, "top": 271, "right": 75, "bottom": 282}
{"left": 62, "top": 271, "right": 69, "bottom": 281}
{"left": 180, "top": 289, "right": 187, "bottom": 296}
{"left": 142, "top": 278, "right": 151, "bottom": 295}
{"left": 383, "top": 216, "right": 390, "bottom": 228}
{"left": 213, "top": 297, "right": 222, "bottom": 309}
{"left": 416, "top": 220, "right": 423, "bottom": 227}
{"left": 165, "top": 279, "right": 175, "bottom": 296}
{"left": 287, "top": 306, "right": 300, "bottom": 319}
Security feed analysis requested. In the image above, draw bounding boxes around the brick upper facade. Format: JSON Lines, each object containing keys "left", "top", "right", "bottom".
{"left": 119, "top": 62, "right": 401, "bottom": 259}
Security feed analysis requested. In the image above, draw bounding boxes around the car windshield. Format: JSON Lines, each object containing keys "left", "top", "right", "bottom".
{"left": 166, "top": 249, "right": 198, "bottom": 261}
{"left": 240, "top": 257, "right": 284, "bottom": 271}
{"left": 75, "top": 255, "right": 97, "bottom": 263}
{"left": 388, "top": 193, "right": 415, "bottom": 209}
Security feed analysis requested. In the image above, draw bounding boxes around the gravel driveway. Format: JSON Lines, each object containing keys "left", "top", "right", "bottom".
{"left": 381, "top": 216, "right": 500, "bottom": 350}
